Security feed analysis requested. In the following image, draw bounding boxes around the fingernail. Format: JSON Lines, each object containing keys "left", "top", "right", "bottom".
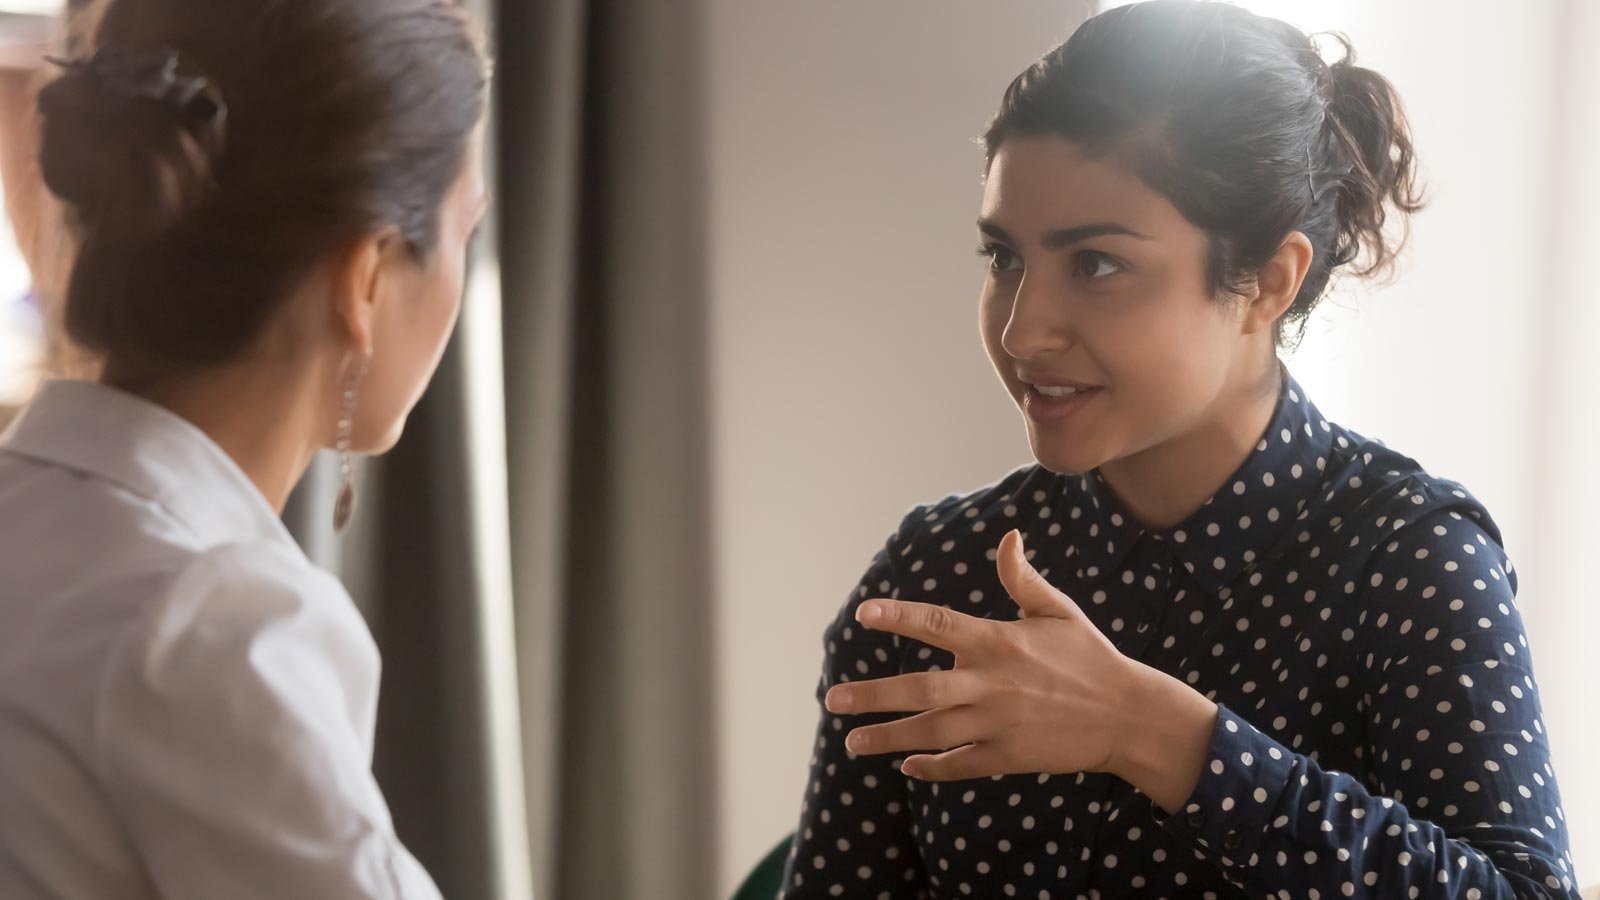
{"left": 857, "top": 603, "right": 881, "bottom": 625}
{"left": 827, "top": 687, "right": 851, "bottom": 712}
{"left": 847, "top": 731, "right": 868, "bottom": 752}
{"left": 900, "top": 758, "right": 918, "bottom": 778}
{"left": 1011, "top": 530, "right": 1027, "bottom": 562}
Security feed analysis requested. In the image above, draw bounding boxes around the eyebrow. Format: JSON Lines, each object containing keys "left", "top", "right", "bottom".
{"left": 976, "top": 218, "right": 1153, "bottom": 250}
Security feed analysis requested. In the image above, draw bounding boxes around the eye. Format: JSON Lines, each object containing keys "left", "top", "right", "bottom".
{"left": 977, "top": 242, "right": 1022, "bottom": 275}
{"left": 1071, "top": 250, "right": 1124, "bottom": 279}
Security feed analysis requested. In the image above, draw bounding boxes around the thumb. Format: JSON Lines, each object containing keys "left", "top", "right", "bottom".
{"left": 996, "top": 529, "right": 1080, "bottom": 619}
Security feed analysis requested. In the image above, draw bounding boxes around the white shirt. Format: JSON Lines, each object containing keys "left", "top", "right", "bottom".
{"left": 0, "top": 380, "right": 442, "bottom": 900}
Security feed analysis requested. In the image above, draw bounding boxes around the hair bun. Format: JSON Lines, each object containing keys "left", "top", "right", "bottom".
{"left": 1317, "top": 36, "right": 1426, "bottom": 279}
{"left": 37, "top": 52, "right": 227, "bottom": 243}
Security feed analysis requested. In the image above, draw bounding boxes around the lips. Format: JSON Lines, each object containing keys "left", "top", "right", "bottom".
{"left": 1016, "top": 373, "right": 1104, "bottom": 425}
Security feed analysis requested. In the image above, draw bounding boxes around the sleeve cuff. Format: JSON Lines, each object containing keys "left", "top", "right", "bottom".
{"left": 1151, "top": 704, "right": 1297, "bottom": 866}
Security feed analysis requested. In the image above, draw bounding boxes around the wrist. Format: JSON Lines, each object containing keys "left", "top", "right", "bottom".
{"left": 1109, "top": 664, "right": 1218, "bottom": 814}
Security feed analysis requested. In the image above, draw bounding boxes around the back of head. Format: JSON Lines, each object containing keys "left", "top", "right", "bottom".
{"left": 37, "top": 0, "right": 490, "bottom": 386}
{"left": 985, "top": 0, "right": 1425, "bottom": 344}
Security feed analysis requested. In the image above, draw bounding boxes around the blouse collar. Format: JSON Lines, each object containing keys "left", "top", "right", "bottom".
{"left": 0, "top": 379, "right": 295, "bottom": 550}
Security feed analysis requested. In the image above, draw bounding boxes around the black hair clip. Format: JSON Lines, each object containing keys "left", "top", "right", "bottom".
{"left": 45, "top": 47, "right": 226, "bottom": 126}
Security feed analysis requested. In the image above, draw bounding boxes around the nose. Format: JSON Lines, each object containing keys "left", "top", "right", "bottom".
{"left": 1000, "top": 271, "right": 1074, "bottom": 362}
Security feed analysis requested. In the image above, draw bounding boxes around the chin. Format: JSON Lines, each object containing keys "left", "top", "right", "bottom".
{"left": 357, "top": 417, "right": 407, "bottom": 456}
{"left": 1030, "top": 441, "right": 1094, "bottom": 477}
{"left": 1027, "top": 436, "right": 1102, "bottom": 477}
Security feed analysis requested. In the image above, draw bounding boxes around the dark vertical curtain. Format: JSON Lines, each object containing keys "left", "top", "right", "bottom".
{"left": 499, "top": 0, "right": 720, "bottom": 896}
{"left": 286, "top": 0, "right": 720, "bottom": 896}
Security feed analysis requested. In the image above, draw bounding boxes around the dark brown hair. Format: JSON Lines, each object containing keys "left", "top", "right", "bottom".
{"left": 38, "top": 0, "right": 490, "bottom": 384}
{"left": 984, "top": 0, "right": 1425, "bottom": 344}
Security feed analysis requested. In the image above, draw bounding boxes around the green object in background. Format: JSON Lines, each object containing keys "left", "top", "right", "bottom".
{"left": 731, "top": 832, "right": 794, "bottom": 900}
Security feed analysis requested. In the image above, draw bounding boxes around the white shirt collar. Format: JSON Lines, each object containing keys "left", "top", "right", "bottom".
{"left": 0, "top": 379, "right": 295, "bottom": 549}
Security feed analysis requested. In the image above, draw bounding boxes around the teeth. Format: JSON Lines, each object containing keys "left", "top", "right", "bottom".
{"left": 1035, "top": 385, "right": 1081, "bottom": 399}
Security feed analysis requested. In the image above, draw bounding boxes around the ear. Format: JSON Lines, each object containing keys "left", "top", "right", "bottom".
{"left": 1242, "top": 231, "right": 1314, "bottom": 336}
{"left": 327, "top": 227, "right": 403, "bottom": 358}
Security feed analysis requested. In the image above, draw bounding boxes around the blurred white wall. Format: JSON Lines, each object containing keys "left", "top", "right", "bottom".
{"left": 706, "top": 0, "right": 1598, "bottom": 891}
{"left": 1242, "top": 0, "right": 1600, "bottom": 882}
{"left": 1534, "top": 0, "right": 1600, "bottom": 881}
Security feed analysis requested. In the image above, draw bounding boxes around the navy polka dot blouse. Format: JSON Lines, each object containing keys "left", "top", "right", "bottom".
{"left": 782, "top": 372, "right": 1580, "bottom": 898}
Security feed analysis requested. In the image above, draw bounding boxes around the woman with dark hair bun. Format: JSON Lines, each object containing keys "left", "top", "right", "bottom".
{"left": 0, "top": 1, "right": 491, "bottom": 897}
{"left": 784, "top": 2, "right": 1580, "bottom": 897}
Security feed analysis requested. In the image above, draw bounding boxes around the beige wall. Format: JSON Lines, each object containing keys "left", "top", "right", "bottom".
{"left": 706, "top": 0, "right": 1599, "bottom": 891}
{"left": 705, "top": 2, "right": 1088, "bottom": 889}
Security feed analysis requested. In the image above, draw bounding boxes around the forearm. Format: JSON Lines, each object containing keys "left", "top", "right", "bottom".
{"left": 1142, "top": 705, "right": 1577, "bottom": 898}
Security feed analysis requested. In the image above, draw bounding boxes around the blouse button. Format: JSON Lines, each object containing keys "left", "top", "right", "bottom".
{"left": 1223, "top": 831, "right": 1243, "bottom": 851}
{"left": 1186, "top": 810, "right": 1205, "bottom": 830}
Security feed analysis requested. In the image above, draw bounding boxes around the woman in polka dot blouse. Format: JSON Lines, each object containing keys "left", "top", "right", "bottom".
{"left": 780, "top": 2, "right": 1580, "bottom": 898}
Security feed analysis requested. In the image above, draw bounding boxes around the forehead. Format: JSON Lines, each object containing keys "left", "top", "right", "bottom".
{"left": 980, "top": 135, "right": 1192, "bottom": 240}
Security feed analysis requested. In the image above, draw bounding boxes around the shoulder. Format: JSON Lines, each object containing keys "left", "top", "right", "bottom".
{"left": 1336, "top": 458, "right": 1522, "bottom": 660}
{"left": 142, "top": 541, "right": 368, "bottom": 655}
{"left": 97, "top": 540, "right": 376, "bottom": 733}
{"left": 1316, "top": 424, "right": 1506, "bottom": 561}
{"left": 1364, "top": 502, "right": 1516, "bottom": 606}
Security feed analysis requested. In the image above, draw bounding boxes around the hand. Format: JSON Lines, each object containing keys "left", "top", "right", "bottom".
{"left": 825, "top": 529, "right": 1218, "bottom": 811}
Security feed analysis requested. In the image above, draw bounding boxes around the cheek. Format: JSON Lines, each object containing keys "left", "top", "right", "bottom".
{"left": 1100, "top": 291, "right": 1237, "bottom": 423}
{"left": 422, "top": 255, "right": 467, "bottom": 348}
{"left": 358, "top": 254, "right": 468, "bottom": 449}
{"left": 397, "top": 269, "right": 461, "bottom": 370}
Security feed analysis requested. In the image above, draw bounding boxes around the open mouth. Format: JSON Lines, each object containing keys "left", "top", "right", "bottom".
{"left": 1033, "top": 384, "right": 1090, "bottom": 399}
{"left": 1021, "top": 382, "right": 1103, "bottom": 423}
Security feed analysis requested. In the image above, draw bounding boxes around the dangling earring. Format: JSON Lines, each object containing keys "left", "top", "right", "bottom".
{"left": 333, "top": 357, "right": 369, "bottom": 534}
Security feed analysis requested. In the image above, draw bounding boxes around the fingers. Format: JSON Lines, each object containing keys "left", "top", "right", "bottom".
{"left": 996, "top": 529, "right": 1082, "bottom": 620}
{"left": 855, "top": 599, "right": 994, "bottom": 654}
{"left": 902, "top": 742, "right": 1014, "bottom": 782}
{"left": 826, "top": 669, "right": 982, "bottom": 715}
{"left": 843, "top": 706, "right": 984, "bottom": 757}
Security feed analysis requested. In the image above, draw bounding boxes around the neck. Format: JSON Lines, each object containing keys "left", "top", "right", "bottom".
{"left": 1098, "top": 359, "right": 1283, "bottom": 531}
{"left": 117, "top": 358, "right": 333, "bottom": 514}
